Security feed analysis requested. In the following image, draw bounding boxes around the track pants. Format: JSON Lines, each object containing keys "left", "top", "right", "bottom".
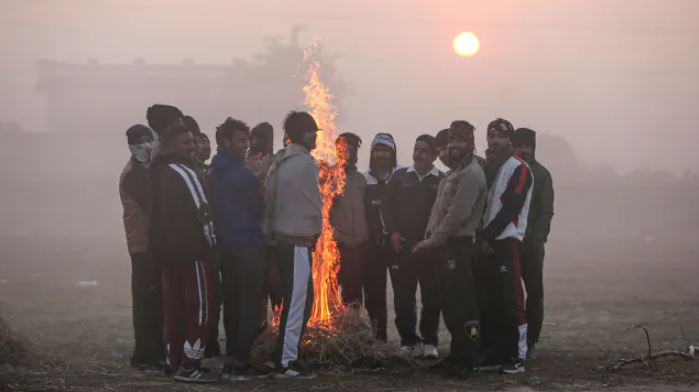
{"left": 258, "top": 247, "right": 283, "bottom": 330}
{"left": 476, "top": 238, "right": 527, "bottom": 361}
{"left": 388, "top": 243, "right": 440, "bottom": 346}
{"left": 439, "top": 238, "right": 481, "bottom": 365}
{"left": 161, "top": 260, "right": 216, "bottom": 369}
{"left": 521, "top": 240, "right": 545, "bottom": 348}
{"left": 130, "top": 252, "right": 163, "bottom": 365}
{"left": 220, "top": 246, "right": 266, "bottom": 364}
{"left": 338, "top": 242, "right": 368, "bottom": 307}
{"left": 205, "top": 269, "right": 222, "bottom": 358}
{"left": 274, "top": 243, "right": 314, "bottom": 368}
{"left": 364, "top": 242, "right": 388, "bottom": 341}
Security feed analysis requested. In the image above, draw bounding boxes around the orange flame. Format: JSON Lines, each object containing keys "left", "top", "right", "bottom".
{"left": 303, "top": 42, "right": 347, "bottom": 326}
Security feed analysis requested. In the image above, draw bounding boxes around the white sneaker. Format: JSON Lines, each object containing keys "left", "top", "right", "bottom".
{"left": 422, "top": 344, "right": 439, "bottom": 359}
{"left": 399, "top": 345, "right": 422, "bottom": 358}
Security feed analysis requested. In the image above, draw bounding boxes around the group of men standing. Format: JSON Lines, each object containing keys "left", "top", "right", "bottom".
{"left": 119, "top": 103, "right": 554, "bottom": 384}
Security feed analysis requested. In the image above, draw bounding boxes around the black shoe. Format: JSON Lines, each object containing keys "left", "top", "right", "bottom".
{"left": 273, "top": 360, "right": 317, "bottom": 379}
{"left": 442, "top": 362, "right": 473, "bottom": 380}
{"left": 173, "top": 366, "right": 220, "bottom": 383}
{"left": 223, "top": 364, "right": 270, "bottom": 381}
{"left": 500, "top": 359, "right": 525, "bottom": 374}
{"left": 526, "top": 344, "right": 538, "bottom": 360}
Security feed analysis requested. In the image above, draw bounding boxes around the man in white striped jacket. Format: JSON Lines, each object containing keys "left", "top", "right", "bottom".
{"left": 477, "top": 118, "right": 534, "bottom": 375}
{"left": 149, "top": 121, "right": 219, "bottom": 384}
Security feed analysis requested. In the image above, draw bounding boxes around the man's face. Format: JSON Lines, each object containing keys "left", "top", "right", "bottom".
{"left": 337, "top": 140, "right": 359, "bottom": 167}
{"left": 299, "top": 130, "right": 318, "bottom": 151}
{"left": 487, "top": 129, "right": 512, "bottom": 154}
{"left": 371, "top": 144, "right": 393, "bottom": 170}
{"left": 413, "top": 140, "right": 437, "bottom": 172}
{"left": 164, "top": 131, "right": 196, "bottom": 161}
{"left": 514, "top": 144, "right": 534, "bottom": 162}
{"left": 136, "top": 134, "right": 154, "bottom": 144}
{"left": 437, "top": 145, "right": 450, "bottom": 168}
{"left": 250, "top": 135, "right": 270, "bottom": 154}
{"left": 197, "top": 137, "right": 211, "bottom": 162}
{"left": 447, "top": 134, "right": 471, "bottom": 163}
{"left": 225, "top": 130, "right": 250, "bottom": 160}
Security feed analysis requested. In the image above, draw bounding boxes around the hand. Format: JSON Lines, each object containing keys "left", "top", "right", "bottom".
{"left": 390, "top": 232, "right": 405, "bottom": 253}
{"left": 412, "top": 240, "right": 430, "bottom": 254}
{"left": 479, "top": 239, "right": 494, "bottom": 256}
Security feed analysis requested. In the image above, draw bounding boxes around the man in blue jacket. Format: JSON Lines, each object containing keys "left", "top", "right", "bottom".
{"left": 208, "top": 117, "right": 267, "bottom": 381}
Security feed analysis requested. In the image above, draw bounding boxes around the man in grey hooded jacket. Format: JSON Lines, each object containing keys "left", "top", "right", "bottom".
{"left": 263, "top": 111, "right": 322, "bottom": 379}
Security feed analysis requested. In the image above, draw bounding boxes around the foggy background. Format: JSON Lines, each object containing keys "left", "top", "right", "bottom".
{"left": 1, "top": 0, "right": 698, "bottom": 243}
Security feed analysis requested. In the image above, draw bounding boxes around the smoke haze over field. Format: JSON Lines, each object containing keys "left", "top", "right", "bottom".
{"left": 1, "top": 0, "right": 699, "bottom": 173}
{"left": 0, "top": 0, "right": 698, "bottom": 243}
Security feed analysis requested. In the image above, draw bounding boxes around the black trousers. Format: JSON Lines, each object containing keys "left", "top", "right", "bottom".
{"left": 274, "top": 242, "right": 314, "bottom": 367}
{"left": 220, "top": 246, "right": 266, "bottom": 364}
{"left": 475, "top": 238, "right": 527, "bottom": 361}
{"left": 364, "top": 242, "right": 388, "bottom": 341}
{"left": 205, "top": 270, "right": 222, "bottom": 358}
{"left": 338, "top": 242, "right": 367, "bottom": 307}
{"left": 521, "top": 240, "right": 545, "bottom": 348}
{"left": 130, "top": 252, "right": 164, "bottom": 365}
{"left": 388, "top": 243, "right": 440, "bottom": 346}
{"left": 438, "top": 238, "right": 480, "bottom": 365}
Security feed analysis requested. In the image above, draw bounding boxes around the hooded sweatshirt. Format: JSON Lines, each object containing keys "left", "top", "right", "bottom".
{"left": 331, "top": 167, "right": 369, "bottom": 247}
{"left": 263, "top": 143, "right": 322, "bottom": 243}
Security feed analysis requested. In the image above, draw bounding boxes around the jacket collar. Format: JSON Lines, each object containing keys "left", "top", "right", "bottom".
{"left": 407, "top": 165, "right": 440, "bottom": 181}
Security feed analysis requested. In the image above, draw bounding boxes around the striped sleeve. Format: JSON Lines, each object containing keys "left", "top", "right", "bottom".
{"left": 481, "top": 161, "right": 533, "bottom": 240}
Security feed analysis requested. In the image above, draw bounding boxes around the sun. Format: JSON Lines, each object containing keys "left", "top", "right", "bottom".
{"left": 453, "top": 32, "right": 480, "bottom": 57}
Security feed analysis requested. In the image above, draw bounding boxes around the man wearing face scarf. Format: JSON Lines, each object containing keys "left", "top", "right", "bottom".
{"left": 119, "top": 124, "right": 163, "bottom": 369}
{"left": 412, "top": 121, "right": 487, "bottom": 378}
{"left": 362, "top": 132, "right": 399, "bottom": 342}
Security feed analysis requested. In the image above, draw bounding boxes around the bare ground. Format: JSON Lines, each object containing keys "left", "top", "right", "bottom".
{"left": 1, "top": 236, "right": 698, "bottom": 391}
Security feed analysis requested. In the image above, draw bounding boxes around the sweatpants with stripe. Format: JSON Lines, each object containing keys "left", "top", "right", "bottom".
{"left": 388, "top": 243, "right": 440, "bottom": 346}
{"left": 476, "top": 238, "right": 527, "bottom": 361}
{"left": 274, "top": 242, "right": 314, "bottom": 368}
{"left": 220, "top": 246, "right": 265, "bottom": 364}
{"left": 162, "top": 259, "right": 216, "bottom": 369}
{"left": 438, "top": 238, "right": 481, "bottom": 366}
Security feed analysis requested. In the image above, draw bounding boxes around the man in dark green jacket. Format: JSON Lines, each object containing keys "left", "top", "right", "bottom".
{"left": 512, "top": 128, "right": 554, "bottom": 358}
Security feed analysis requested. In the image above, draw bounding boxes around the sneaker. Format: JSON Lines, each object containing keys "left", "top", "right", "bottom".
{"left": 501, "top": 359, "right": 526, "bottom": 374}
{"left": 422, "top": 344, "right": 439, "bottom": 360}
{"left": 223, "top": 364, "right": 270, "bottom": 381}
{"left": 173, "top": 366, "right": 220, "bottom": 383}
{"left": 399, "top": 344, "right": 422, "bottom": 358}
{"left": 273, "top": 360, "right": 317, "bottom": 380}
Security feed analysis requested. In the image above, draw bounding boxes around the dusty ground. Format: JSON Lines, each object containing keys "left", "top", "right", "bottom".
{"left": 1, "top": 236, "right": 698, "bottom": 391}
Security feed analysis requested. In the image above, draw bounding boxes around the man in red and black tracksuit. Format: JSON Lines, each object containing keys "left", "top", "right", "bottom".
{"left": 477, "top": 118, "right": 533, "bottom": 374}
{"left": 362, "top": 132, "right": 399, "bottom": 342}
{"left": 513, "top": 128, "right": 554, "bottom": 358}
{"left": 150, "top": 122, "right": 219, "bottom": 383}
{"left": 382, "top": 135, "right": 443, "bottom": 359}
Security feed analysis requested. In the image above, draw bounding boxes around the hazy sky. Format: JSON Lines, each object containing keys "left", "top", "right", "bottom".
{"left": 1, "top": 0, "right": 698, "bottom": 173}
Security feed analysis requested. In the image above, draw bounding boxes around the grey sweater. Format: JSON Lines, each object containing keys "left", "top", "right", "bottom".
{"left": 424, "top": 157, "right": 487, "bottom": 246}
{"left": 263, "top": 143, "right": 323, "bottom": 240}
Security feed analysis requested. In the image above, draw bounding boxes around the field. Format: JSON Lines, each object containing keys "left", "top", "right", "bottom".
{"left": 1, "top": 235, "right": 698, "bottom": 391}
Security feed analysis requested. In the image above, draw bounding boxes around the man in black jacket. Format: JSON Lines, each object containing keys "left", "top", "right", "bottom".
{"left": 362, "top": 132, "right": 399, "bottom": 342}
{"left": 513, "top": 128, "right": 554, "bottom": 358}
{"left": 150, "top": 122, "right": 219, "bottom": 383}
{"left": 382, "top": 135, "right": 443, "bottom": 359}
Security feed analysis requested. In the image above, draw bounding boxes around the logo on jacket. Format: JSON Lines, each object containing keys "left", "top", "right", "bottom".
{"left": 499, "top": 265, "right": 508, "bottom": 273}
{"left": 447, "top": 259, "right": 456, "bottom": 271}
